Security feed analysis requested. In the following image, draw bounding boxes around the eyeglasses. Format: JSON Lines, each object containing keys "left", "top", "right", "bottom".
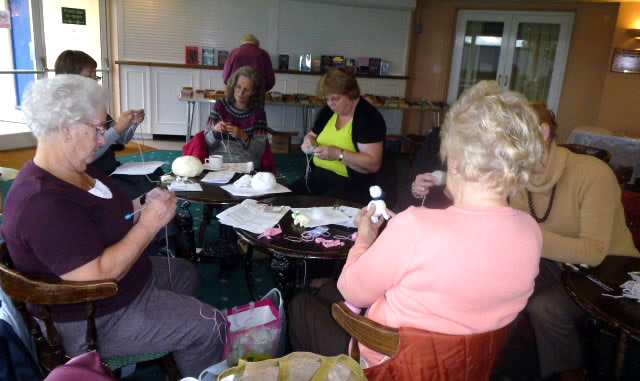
{"left": 82, "top": 120, "right": 110, "bottom": 137}
{"left": 322, "top": 95, "right": 343, "bottom": 104}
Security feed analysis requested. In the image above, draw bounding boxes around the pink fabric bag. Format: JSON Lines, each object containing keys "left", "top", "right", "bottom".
{"left": 44, "top": 350, "right": 116, "bottom": 381}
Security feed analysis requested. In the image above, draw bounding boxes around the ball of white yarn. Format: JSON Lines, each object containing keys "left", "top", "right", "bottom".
{"left": 251, "top": 172, "right": 276, "bottom": 191}
{"left": 171, "top": 156, "right": 203, "bottom": 177}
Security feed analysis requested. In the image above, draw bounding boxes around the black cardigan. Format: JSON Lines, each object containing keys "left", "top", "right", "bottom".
{"left": 311, "top": 97, "right": 387, "bottom": 185}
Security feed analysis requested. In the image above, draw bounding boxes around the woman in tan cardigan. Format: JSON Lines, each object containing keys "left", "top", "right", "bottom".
{"left": 510, "top": 104, "right": 638, "bottom": 380}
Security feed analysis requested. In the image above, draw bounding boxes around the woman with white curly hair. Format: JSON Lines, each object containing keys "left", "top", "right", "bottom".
{"left": 289, "top": 81, "right": 545, "bottom": 373}
{"left": 0, "top": 75, "right": 226, "bottom": 377}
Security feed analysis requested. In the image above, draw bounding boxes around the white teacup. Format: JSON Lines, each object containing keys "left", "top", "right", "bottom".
{"left": 205, "top": 155, "right": 223, "bottom": 169}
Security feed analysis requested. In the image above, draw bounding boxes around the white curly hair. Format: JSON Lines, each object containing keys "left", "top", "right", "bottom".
{"left": 440, "top": 80, "right": 544, "bottom": 196}
{"left": 20, "top": 74, "right": 110, "bottom": 138}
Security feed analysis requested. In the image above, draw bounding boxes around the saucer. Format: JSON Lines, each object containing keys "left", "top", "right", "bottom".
{"left": 203, "top": 163, "right": 224, "bottom": 171}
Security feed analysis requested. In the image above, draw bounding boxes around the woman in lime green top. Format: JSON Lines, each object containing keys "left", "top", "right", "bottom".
{"left": 291, "top": 68, "right": 386, "bottom": 204}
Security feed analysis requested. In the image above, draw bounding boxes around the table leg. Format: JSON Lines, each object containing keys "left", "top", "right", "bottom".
{"left": 614, "top": 331, "right": 629, "bottom": 379}
{"left": 185, "top": 100, "right": 195, "bottom": 143}
{"left": 270, "top": 253, "right": 297, "bottom": 304}
{"left": 199, "top": 204, "right": 214, "bottom": 247}
{"left": 244, "top": 244, "right": 258, "bottom": 301}
{"left": 175, "top": 200, "right": 196, "bottom": 261}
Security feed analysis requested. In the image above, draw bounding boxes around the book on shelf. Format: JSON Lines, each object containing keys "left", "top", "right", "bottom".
{"left": 345, "top": 58, "right": 356, "bottom": 74}
{"left": 185, "top": 46, "right": 200, "bottom": 66}
{"left": 369, "top": 58, "right": 381, "bottom": 75}
{"left": 357, "top": 57, "right": 369, "bottom": 74}
{"left": 312, "top": 59, "right": 321, "bottom": 73}
{"left": 332, "top": 56, "right": 345, "bottom": 67}
{"left": 380, "top": 60, "right": 390, "bottom": 75}
{"left": 278, "top": 55, "right": 289, "bottom": 70}
{"left": 217, "top": 50, "right": 229, "bottom": 66}
{"left": 201, "top": 47, "right": 215, "bottom": 66}
{"left": 299, "top": 53, "right": 312, "bottom": 72}
{"left": 321, "top": 55, "right": 333, "bottom": 73}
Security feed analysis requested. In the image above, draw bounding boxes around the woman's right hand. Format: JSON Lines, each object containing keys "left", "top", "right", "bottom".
{"left": 411, "top": 172, "right": 438, "bottom": 198}
{"left": 138, "top": 189, "right": 176, "bottom": 233}
{"left": 213, "top": 121, "right": 227, "bottom": 133}
{"left": 301, "top": 134, "right": 317, "bottom": 152}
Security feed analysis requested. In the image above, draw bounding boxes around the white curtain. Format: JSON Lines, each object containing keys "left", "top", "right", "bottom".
{"left": 510, "top": 23, "right": 560, "bottom": 103}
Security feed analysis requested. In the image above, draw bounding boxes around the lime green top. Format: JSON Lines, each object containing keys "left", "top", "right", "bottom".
{"left": 313, "top": 113, "right": 357, "bottom": 177}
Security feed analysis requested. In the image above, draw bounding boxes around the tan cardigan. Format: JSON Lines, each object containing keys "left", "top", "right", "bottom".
{"left": 511, "top": 143, "right": 639, "bottom": 266}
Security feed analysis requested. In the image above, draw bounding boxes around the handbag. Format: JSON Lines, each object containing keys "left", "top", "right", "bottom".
{"left": 216, "top": 352, "right": 366, "bottom": 381}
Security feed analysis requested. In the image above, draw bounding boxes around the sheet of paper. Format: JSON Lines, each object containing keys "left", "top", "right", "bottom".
{"left": 220, "top": 183, "right": 291, "bottom": 197}
{"left": 201, "top": 170, "right": 235, "bottom": 184}
{"left": 290, "top": 206, "right": 357, "bottom": 228}
{"left": 110, "top": 161, "right": 166, "bottom": 176}
{"left": 168, "top": 182, "right": 203, "bottom": 192}
{"left": 217, "top": 199, "right": 290, "bottom": 234}
{"left": 203, "top": 161, "right": 253, "bottom": 173}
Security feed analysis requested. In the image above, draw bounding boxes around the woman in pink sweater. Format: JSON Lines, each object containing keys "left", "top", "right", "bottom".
{"left": 289, "top": 81, "right": 545, "bottom": 368}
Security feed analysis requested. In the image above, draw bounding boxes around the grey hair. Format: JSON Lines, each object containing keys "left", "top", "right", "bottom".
{"left": 225, "top": 66, "right": 263, "bottom": 109}
{"left": 21, "top": 74, "right": 110, "bottom": 138}
{"left": 440, "top": 81, "right": 544, "bottom": 196}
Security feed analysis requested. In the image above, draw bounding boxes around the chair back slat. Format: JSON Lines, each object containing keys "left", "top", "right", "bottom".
{"left": 0, "top": 243, "right": 118, "bottom": 305}
{"left": 331, "top": 302, "right": 399, "bottom": 357}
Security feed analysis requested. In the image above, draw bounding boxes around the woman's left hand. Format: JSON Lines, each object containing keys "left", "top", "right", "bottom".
{"left": 224, "top": 124, "right": 248, "bottom": 143}
{"left": 131, "top": 109, "right": 145, "bottom": 124}
{"left": 355, "top": 205, "right": 393, "bottom": 241}
{"left": 314, "top": 145, "right": 341, "bottom": 161}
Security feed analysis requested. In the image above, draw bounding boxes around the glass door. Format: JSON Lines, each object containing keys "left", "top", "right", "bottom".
{"left": 448, "top": 13, "right": 512, "bottom": 103}
{"left": 448, "top": 10, "right": 574, "bottom": 114}
{"left": 0, "top": 0, "right": 109, "bottom": 132}
{"left": 504, "top": 14, "right": 574, "bottom": 114}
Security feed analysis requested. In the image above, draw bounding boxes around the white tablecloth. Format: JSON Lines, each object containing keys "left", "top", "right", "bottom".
{"left": 567, "top": 126, "right": 640, "bottom": 183}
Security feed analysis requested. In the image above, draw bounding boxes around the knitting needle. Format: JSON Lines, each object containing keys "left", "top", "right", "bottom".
{"left": 124, "top": 204, "right": 150, "bottom": 220}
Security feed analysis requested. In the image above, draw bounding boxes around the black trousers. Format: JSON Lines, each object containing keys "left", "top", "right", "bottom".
{"left": 290, "top": 165, "right": 369, "bottom": 205}
{"left": 288, "top": 281, "right": 351, "bottom": 356}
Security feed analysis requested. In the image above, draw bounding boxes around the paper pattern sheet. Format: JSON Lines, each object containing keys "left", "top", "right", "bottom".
{"left": 220, "top": 183, "right": 291, "bottom": 197}
{"left": 290, "top": 206, "right": 360, "bottom": 228}
{"left": 201, "top": 171, "right": 235, "bottom": 184}
{"left": 110, "top": 161, "right": 166, "bottom": 176}
{"left": 168, "top": 182, "right": 203, "bottom": 192}
{"left": 217, "top": 199, "right": 290, "bottom": 234}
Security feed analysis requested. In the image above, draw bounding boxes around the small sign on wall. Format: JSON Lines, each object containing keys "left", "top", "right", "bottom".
{"left": 611, "top": 48, "right": 640, "bottom": 74}
{"left": 62, "top": 7, "right": 86, "bottom": 25}
{"left": 0, "top": 10, "right": 11, "bottom": 29}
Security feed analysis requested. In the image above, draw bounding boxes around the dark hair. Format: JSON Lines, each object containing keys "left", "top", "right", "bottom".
{"left": 54, "top": 50, "right": 97, "bottom": 75}
{"left": 225, "top": 66, "right": 263, "bottom": 109}
{"left": 318, "top": 67, "right": 360, "bottom": 99}
{"left": 530, "top": 102, "right": 557, "bottom": 139}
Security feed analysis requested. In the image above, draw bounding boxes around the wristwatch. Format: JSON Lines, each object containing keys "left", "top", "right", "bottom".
{"left": 338, "top": 150, "right": 344, "bottom": 161}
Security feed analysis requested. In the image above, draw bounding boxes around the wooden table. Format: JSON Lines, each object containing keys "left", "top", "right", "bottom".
{"left": 234, "top": 195, "right": 361, "bottom": 302}
{"left": 562, "top": 256, "right": 640, "bottom": 379}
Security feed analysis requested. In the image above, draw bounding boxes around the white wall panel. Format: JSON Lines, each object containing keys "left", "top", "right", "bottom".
{"left": 118, "top": 0, "right": 278, "bottom": 63}
{"left": 151, "top": 67, "right": 200, "bottom": 135}
{"left": 277, "top": 0, "right": 411, "bottom": 75}
{"left": 120, "top": 65, "right": 151, "bottom": 136}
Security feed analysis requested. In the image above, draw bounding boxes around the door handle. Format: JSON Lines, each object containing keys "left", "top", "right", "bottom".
{"left": 497, "top": 74, "right": 502, "bottom": 84}
{"left": 504, "top": 74, "right": 509, "bottom": 87}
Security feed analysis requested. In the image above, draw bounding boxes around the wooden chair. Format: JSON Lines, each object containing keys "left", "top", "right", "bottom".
{"left": 331, "top": 302, "right": 510, "bottom": 381}
{"left": 0, "top": 242, "right": 181, "bottom": 380}
{"left": 559, "top": 143, "right": 612, "bottom": 163}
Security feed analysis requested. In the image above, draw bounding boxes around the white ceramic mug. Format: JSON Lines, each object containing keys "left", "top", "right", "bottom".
{"left": 205, "top": 154, "right": 223, "bottom": 169}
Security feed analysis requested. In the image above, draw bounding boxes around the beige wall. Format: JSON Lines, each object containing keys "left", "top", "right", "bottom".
{"left": 597, "top": 2, "right": 640, "bottom": 135}
{"left": 405, "top": 0, "right": 620, "bottom": 143}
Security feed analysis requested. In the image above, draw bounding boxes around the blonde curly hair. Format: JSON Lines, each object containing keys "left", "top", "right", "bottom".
{"left": 440, "top": 81, "right": 544, "bottom": 196}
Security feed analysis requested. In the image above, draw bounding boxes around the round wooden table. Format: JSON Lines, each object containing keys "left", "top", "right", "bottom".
{"left": 562, "top": 255, "right": 640, "bottom": 379}
{"left": 235, "top": 195, "right": 362, "bottom": 302}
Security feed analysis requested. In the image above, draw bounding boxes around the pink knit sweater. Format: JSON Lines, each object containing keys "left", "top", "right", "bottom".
{"left": 337, "top": 205, "right": 542, "bottom": 365}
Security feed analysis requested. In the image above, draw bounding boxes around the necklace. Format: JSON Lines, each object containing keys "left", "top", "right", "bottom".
{"left": 527, "top": 184, "right": 556, "bottom": 223}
